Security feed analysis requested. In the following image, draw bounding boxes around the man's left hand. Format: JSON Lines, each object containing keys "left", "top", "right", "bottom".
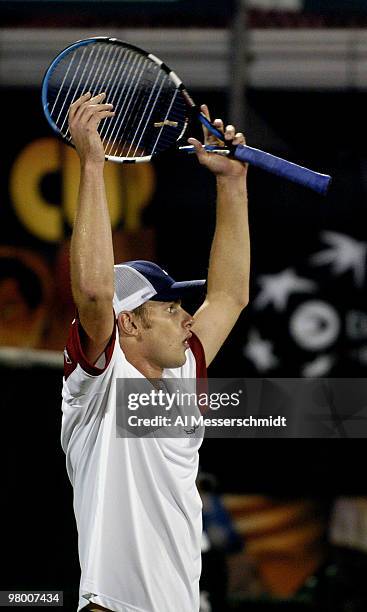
{"left": 188, "top": 105, "right": 248, "bottom": 178}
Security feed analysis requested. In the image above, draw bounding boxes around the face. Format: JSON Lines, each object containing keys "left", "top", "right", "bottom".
{"left": 136, "top": 300, "right": 193, "bottom": 370}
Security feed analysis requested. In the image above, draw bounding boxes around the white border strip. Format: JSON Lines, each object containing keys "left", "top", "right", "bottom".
{"left": 0, "top": 347, "right": 63, "bottom": 369}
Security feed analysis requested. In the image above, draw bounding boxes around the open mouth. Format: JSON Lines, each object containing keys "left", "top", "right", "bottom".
{"left": 183, "top": 333, "right": 192, "bottom": 348}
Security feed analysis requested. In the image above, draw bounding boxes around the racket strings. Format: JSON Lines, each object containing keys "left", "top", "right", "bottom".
{"left": 66, "top": 43, "right": 117, "bottom": 136}
{"left": 110, "top": 69, "right": 168, "bottom": 158}
{"left": 98, "top": 46, "right": 133, "bottom": 139}
{"left": 46, "top": 40, "right": 188, "bottom": 160}
{"left": 150, "top": 88, "right": 179, "bottom": 156}
{"left": 50, "top": 53, "right": 76, "bottom": 120}
{"left": 150, "top": 94, "right": 188, "bottom": 154}
{"left": 103, "top": 56, "right": 172, "bottom": 157}
{"left": 115, "top": 73, "right": 188, "bottom": 157}
{"left": 54, "top": 46, "right": 88, "bottom": 133}
{"left": 82, "top": 44, "right": 126, "bottom": 140}
{"left": 62, "top": 47, "right": 101, "bottom": 142}
{"left": 51, "top": 42, "right": 118, "bottom": 139}
{"left": 51, "top": 44, "right": 100, "bottom": 138}
{"left": 103, "top": 53, "right": 147, "bottom": 155}
{"left": 66, "top": 44, "right": 116, "bottom": 136}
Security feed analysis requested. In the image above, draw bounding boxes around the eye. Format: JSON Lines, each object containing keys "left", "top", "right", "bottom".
{"left": 167, "top": 304, "right": 177, "bottom": 313}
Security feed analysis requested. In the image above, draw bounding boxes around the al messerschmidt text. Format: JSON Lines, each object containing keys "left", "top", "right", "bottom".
{"left": 128, "top": 415, "right": 287, "bottom": 427}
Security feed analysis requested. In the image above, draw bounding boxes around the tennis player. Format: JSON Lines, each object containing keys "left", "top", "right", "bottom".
{"left": 61, "top": 92, "right": 250, "bottom": 612}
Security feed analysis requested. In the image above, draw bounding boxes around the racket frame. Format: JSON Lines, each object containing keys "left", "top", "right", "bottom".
{"left": 42, "top": 36, "right": 191, "bottom": 163}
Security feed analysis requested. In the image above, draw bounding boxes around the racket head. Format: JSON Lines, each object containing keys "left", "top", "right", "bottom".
{"left": 42, "top": 37, "right": 193, "bottom": 163}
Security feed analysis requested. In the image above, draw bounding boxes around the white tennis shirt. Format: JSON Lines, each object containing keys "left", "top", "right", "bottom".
{"left": 61, "top": 318, "right": 207, "bottom": 612}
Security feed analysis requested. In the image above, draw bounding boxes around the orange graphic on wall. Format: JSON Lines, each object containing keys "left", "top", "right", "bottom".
{"left": 2, "top": 138, "right": 156, "bottom": 350}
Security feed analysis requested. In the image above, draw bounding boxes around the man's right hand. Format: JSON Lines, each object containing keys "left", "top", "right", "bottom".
{"left": 68, "top": 92, "right": 115, "bottom": 165}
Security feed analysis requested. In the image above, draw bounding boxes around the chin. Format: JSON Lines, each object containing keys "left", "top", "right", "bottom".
{"left": 165, "top": 352, "right": 186, "bottom": 369}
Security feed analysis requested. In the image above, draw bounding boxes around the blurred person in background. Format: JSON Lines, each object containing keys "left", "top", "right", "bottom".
{"left": 198, "top": 472, "right": 243, "bottom": 611}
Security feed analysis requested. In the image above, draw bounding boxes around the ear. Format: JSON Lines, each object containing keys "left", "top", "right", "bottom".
{"left": 117, "top": 311, "right": 140, "bottom": 337}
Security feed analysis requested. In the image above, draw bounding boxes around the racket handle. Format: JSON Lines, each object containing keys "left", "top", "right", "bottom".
{"left": 233, "top": 144, "right": 331, "bottom": 195}
{"left": 197, "top": 112, "right": 331, "bottom": 195}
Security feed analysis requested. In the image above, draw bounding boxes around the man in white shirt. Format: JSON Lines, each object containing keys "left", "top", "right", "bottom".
{"left": 62, "top": 92, "right": 250, "bottom": 612}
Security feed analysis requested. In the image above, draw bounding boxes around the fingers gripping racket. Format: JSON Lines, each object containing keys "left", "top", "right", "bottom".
{"left": 42, "top": 37, "right": 331, "bottom": 195}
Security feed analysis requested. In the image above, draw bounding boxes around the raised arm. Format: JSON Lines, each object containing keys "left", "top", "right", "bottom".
{"left": 68, "top": 92, "right": 116, "bottom": 364}
{"left": 189, "top": 106, "right": 250, "bottom": 366}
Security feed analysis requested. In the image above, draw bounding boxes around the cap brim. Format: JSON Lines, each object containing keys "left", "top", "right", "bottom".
{"left": 151, "top": 279, "right": 206, "bottom": 301}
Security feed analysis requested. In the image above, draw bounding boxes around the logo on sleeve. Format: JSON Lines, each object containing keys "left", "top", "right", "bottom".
{"left": 64, "top": 348, "right": 72, "bottom": 364}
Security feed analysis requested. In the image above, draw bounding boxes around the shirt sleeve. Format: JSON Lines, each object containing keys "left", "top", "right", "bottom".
{"left": 64, "top": 316, "right": 117, "bottom": 380}
{"left": 61, "top": 317, "right": 118, "bottom": 452}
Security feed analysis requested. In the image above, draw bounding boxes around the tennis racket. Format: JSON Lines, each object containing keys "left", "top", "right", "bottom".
{"left": 42, "top": 37, "right": 331, "bottom": 195}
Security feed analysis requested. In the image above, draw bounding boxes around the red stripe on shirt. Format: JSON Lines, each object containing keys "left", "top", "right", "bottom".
{"left": 64, "top": 317, "right": 116, "bottom": 380}
{"left": 188, "top": 332, "right": 208, "bottom": 414}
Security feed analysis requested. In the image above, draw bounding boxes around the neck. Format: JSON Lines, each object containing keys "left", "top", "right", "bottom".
{"left": 121, "top": 340, "right": 163, "bottom": 379}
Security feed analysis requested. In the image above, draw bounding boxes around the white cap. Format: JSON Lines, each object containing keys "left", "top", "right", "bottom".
{"left": 113, "top": 264, "right": 157, "bottom": 314}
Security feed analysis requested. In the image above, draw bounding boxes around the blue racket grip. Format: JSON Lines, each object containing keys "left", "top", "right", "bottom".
{"left": 233, "top": 144, "right": 331, "bottom": 195}
{"left": 197, "top": 112, "right": 331, "bottom": 195}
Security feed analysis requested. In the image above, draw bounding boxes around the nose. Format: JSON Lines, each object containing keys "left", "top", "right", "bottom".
{"left": 182, "top": 309, "right": 194, "bottom": 329}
